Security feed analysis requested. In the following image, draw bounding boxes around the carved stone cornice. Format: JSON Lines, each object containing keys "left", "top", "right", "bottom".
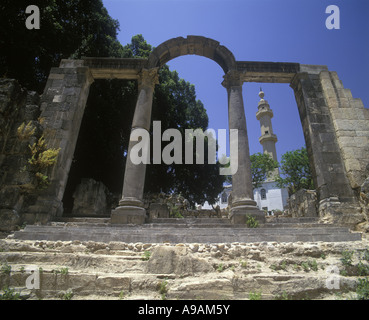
{"left": 138, "top": 68, "right": 159, "bottom": 89}
{"left": 221, "top": 70, "right": 243, "bottom": 88}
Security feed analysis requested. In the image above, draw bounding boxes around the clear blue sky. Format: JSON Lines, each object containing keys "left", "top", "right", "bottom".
{"left": 103, "top": 0, "right": 369, "bottom": 163}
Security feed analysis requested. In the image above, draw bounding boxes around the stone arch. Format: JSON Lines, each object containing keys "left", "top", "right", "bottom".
{"left": 26, "top": 36, "right": 368, "bottom": 229}
{"left": 112, "top": 36, "right": 263, "bottom": 225}
{"left": 147, "top": 36, "right": 237, "bottom": 73}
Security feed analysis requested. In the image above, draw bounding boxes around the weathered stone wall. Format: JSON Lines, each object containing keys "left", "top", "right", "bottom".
{"left": 287, "top": 189, "right": 317, "bottom": 218}
{"left": 291, "top": 70, "right": 365, "bottom": 226}
{"left": 359, "top": 164, "right": 369, "bottom": 232}
{"left": 0, "top": 79, "right": 42, "bottom": 230}
{"left": 0, "top": 71, "right": 94, "bottom": 230}
{"left": 320, "top": 71, "right": 369, "bottom": 190}
{"left": 71, "top": 178, "right": 110, "bottom": 216}
{"left": 26, "top": 60, "right": 93, "bottom": 220}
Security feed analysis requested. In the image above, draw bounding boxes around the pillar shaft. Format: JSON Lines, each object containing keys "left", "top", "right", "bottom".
{"left": 111, "top": 68, "right": 159, "bottom": 224}
{"left": 222, "top": 71, "right": 265, "bottom": 224}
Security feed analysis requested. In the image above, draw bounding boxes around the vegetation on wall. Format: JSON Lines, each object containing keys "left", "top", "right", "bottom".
{"left": 17, "top": 122, "right": 60, "bottom": 189}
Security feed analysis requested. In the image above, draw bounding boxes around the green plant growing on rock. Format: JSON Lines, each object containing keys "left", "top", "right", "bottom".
{"left": 362, "top": 249, "right": 369, "bottom": 262}
{"left": 245, "top": 215, "right": 259, "bottom": 228}
{"left": 274, "top": 291, "right": 290, "bottom": 300}
{"left": 119, "top": 290, "right": 128, "bottom": 300}
{"left": 301, "top": 260, "right": 318, "bottom": 272}
{"left": 53, "top": 267, "right": 69, "bottom": 275}
{"left": 217, "top": 263, "right": 224, "bottom": 272}
{"left": 340, "top": 250, "right": 354, "bottom": 267}
{"left": 0, "top": 287, "right": 20, "bottom": 300}
{"left": 142, "top": 250, "right": 151, "bottom": 261}
{"left": 17, "top": 121, "right": 36, "bottom": 140}
{"left": 309, "top": 260, "right": 318, "bottom": 272}
{"left": 27, "top": 135, "right": 60, "bottom": 188}
{"left": 159, "top": 279, "right": 168, "bottom": 300}
{"left": 249, "top": 291, "right": 262, "bottom": 300}
{"left": 61, "top": 289, "right": 74, "bottom": 300}
{"left": 240, "top": 260, "right": 248, "bottom": 268}
{"left": 356, "top": 278, "right": 369, "bottom": 300}
{"left": 1, "top": 263, "right": 11, "bottom": 275}
{"left": 169, "top": 205, "right": 184, "bottom": 219}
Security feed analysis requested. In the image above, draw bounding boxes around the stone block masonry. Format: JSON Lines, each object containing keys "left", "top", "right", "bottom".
{"left": 0, "top": 79, "right": 43, "bottom": 231}
{"left": 26, "top": 61, "right": 94, "bottom": 220}
{"left": 290, "top": 70, "right": 366, "bottom": 226}
{"left": 320, "top": 71, "right": 369, "bottom": 190}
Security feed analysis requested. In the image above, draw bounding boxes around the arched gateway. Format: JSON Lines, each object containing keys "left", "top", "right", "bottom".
{"left": 30, "top": 36, "right": 368, "bottom": 227}
{"left": 113, "top": 36, "right": 263, "bottom": 224}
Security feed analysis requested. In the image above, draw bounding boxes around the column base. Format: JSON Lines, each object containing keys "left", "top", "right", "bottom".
{"left": 111, "top": 206, "right": 146, "bottom": 224}
{"left": 229, "top": 200, "right": 265, "bottom": 225}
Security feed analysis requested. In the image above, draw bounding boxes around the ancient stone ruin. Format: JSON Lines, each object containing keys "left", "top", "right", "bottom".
{"left": 1, "top": 36, "right": 369, "bottom": 237}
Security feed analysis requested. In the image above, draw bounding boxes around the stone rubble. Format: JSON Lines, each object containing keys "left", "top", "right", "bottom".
{"left": 0, "top": 237, "right": 368, "bottom": 300}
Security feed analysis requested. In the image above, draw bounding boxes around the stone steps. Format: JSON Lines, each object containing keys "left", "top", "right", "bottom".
{"left": 1, "top": 237, "right": 367, "bottom": 300}
{"left": 12, "top": 216, "right": 362, "bottom": 243}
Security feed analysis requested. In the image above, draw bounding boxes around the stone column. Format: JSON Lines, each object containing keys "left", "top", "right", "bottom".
{"left": 111, "top": 68, "right": 159, "bottom": 224}
{"left": 222, "top": 70, "right": 265, "bottom": 224}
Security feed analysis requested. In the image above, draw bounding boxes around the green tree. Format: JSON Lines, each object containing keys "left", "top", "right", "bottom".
{"left": 224, "top": 152, "right": 279, "bottom": 189}
{"left": 0, "top": 0, "right": 124, "bottom": 93}
{"left": 0, "top": 1, "right": 225, "bottom": 208}
{"left": 250, "top": 153, "right": 279, "bottom": 188}
{"left": 275, "top": 147, "right": 314, "bottom": 195}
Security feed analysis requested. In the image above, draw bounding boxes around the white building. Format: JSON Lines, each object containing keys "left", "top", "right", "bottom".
{"left": 201, "top": 89, "right": 289, "bottom": 215}
{"left": 253, "top": 181, "right": 289, "bottom": 214}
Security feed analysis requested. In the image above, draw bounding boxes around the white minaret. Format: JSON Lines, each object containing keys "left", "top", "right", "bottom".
{"left": 256, "top": 88, "right": 279, "bottom": 178}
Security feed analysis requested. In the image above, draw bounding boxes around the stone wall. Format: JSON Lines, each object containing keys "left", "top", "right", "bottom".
{"left": 287, "top": 189, "right": 317, "bottom": 218}
{"left": 291, "top": 70, "right": 366, "bottom": 226}
{"left": 71, "top": 178, "right": 110, "bottom": 216}
{"left": 320, "top": 71, "right": 369, "bottom": 190}
{"left": 26, "top": 60, "right": 93, "bottom": 219}
{"left": 0, "top": 79, "right": 42, "bottom": 230}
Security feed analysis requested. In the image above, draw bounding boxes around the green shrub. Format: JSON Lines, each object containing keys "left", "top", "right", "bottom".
{"left": 142, "top": 250, "right": 151, "bottom": 261}
{"left": 245, "top": 215, "right": 259, "bottom": 228}
{"left": 249, "top": 291, "right": 262, "bottom": 300}
{"left": 0, "top": 287, "right": 20, "bottom": 300}
{"left": 356, "top": 278, "right": 369, "bottom": 300}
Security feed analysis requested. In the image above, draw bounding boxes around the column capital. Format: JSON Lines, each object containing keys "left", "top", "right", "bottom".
{"left": 221, "top": 70, "right": 243, "bottom": 88}
{"left": 138, "top": 68, "right": 159, "bottom": 89}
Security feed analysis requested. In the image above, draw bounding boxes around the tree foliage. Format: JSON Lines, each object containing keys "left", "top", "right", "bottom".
{"left": 275, "top": 147, "right": 314, "bottom": 195}
{"left": 224, "top": 152, "right": 279, "bottom": 189}
{"left": 250, "top": 153, "right": 279, "bottom": 188}
{"left": 0, "top": 0, "right": 124, "bottom": 92}
{"left": 1, "top": 2, "right": 225, "bottom": 209}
